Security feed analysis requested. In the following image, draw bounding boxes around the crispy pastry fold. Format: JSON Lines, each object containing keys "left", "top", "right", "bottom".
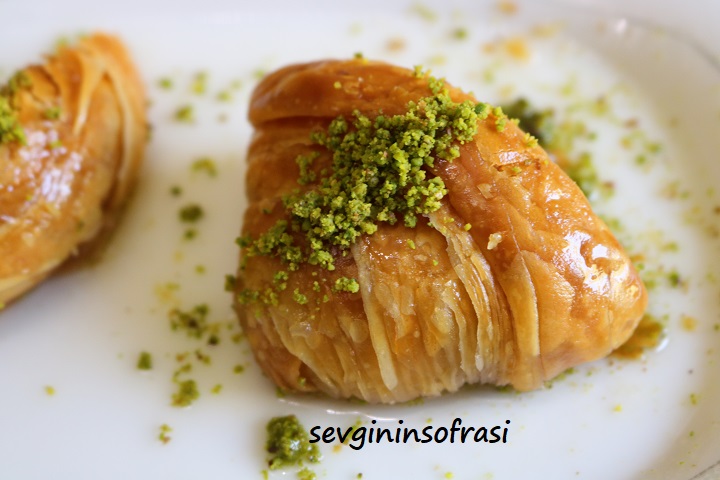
{"left": 236, "top": 59, "right": 647, "bottom": 403}
{"left": 0, "top": 34, "right": 146, "bottom": 306}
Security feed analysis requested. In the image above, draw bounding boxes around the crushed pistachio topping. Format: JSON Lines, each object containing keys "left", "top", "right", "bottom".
{"left": 333, "top": 277, "right": 360, "bottom": 293}
{"left": 0, "top": 96, "right": 25, "bottom": 145}
{"left": 0, "top": 71, "right": 32, "bottom": 145}
{"left": 5, "top": 70, "right": 32, "bottom": 97}
{"left": 240, "top": 73, "right": 486, "bottom": 282}
{"left": 293, "top": 289, "right": 308, "bottom": 305}
{"left": 266, "top": 415, "right": 320, "bottom": 470}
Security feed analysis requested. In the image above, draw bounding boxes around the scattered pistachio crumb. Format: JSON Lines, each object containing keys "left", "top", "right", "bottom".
{"left": 44, "top": 386, "right": 55, "bottom": 396}
{"left": 158, "top": 77, "right": 173, "bottom": 90}
{"left": 170, "top": 185, "right": 182, "bottom": 196}
{"left": 172, "top": 379, "right": 199, "bottom": 407}
{"left": 44, "top": 106, "right": 61, "bottom": 120}
{"left": 194, "top": 348, "right": 211, "bottom": 365}
{"left": 298, "top": 467, "right": 317, "bottom": 480}
{"left": 158, "top": 424, "right": 172, "bottom": 444}
{"left": 333, "top": 81, "right": 342, "bottom": 89}
{"left": 179, "top": 204, "right": 204, "bottom": 223}
{"left": 266, "top": 415, "right": 320, "bottom": 470}
{"left": 174, "top": 105, "right": 195, "bottom": 122}
{"left": 169, "top": 304, "right": 210, "bottom": 338}
{"left": 211, "top": 384, "right": 223, "bottom": 394}
{"left": 191, "top": 71, "right": 208, "bottom": 95}
{"left": 137, "top": 351, "right": 153, "bottom": 370}
{"left": 410, "top": 3, "right": 438, "bottom": 21}
{"left": 407, "top": 239, "right": 416, "bottom": 250}
{"left": 613, "top": 404, "right": 623, "bottom": 412}
{"left": 191, "top": 157, "right": 218, "bottom": 177}
{"left": 233, "top": 364, "right": 245, "bottom": 374}
{"left": 195, "top": 265, "right": 206, "bottom": 274}
{"left": 217, "top": 90, "right": 232, "bottom": 102}
{"left": 689, "top": 393, "right": 699, "bottom": 406}
{"left": 224, "top": 274, "right": 237, "bottom": 292}
{"left": 463, "top": 223, "right": 472, "bottom": 231}
{"left": 452, "top": 27, "right": 467, "bottom": 40}
{"left": 293, "top": 288, "right": 309, "bottom": 305}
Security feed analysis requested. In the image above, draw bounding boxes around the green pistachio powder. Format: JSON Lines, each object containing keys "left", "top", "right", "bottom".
{"left": 0, "top": 71, "right": 32, "bottom": 145}
{"left": 266, "top": 415, "right": 320, "bottom": 470}
{"left": 237, "top": 70, "right": 513, "bottom": 304}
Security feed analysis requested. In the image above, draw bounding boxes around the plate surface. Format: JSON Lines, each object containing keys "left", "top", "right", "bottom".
{"left": 1, "top": 1, "right": 719, "bottom": 479}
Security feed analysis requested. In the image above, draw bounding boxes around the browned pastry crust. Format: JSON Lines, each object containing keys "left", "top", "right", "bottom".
{"left": 0, "top": 34, "right": 147, "bottom": 306}
{"left": 236, "top": 59, "right": 647, "bottom": 403}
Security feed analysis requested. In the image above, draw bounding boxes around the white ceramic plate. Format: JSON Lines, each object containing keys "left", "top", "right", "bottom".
{"left": 1, "top": 1, "right": 719, "bottom": 479}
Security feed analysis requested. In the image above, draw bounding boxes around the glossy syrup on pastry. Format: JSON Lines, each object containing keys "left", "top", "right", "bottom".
{"left": 234, "top": 59, "right": 648, "bottom": 404}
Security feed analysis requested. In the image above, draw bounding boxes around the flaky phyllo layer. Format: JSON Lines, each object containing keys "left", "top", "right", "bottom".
{"left": 235, "top": 59, "right": 646, "bottom": 404}
{"left": 0, "top": 34, "right": 147, "bottom": 306}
